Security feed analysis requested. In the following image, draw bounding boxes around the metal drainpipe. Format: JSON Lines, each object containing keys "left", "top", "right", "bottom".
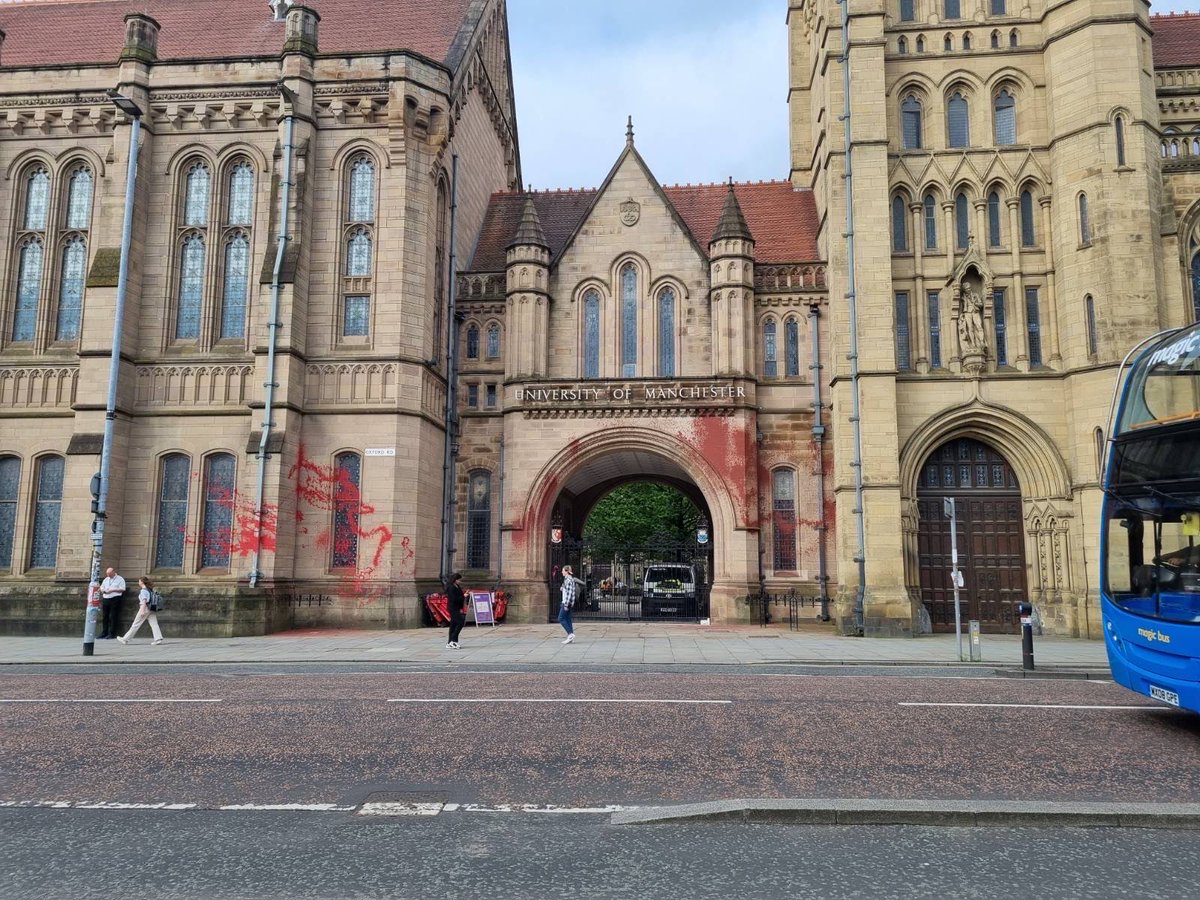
{"left": 249, "top": 104, "right": 295, "bottom": 587}
{"left": 495, "top": 435, "right": 505, "bottom": 589}
{"left": 809, "top": 304, "right": 831, "bottom": 622}
{"left": 439, "top": 154, "right": 461, "bottom": 585}
{"left": 839, "top": 0, "right": 867, "bottom": 633}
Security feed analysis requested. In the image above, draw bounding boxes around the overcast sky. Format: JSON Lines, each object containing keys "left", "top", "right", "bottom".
{"left": 507, "top": 0, "right": 1199, "bottom": 191}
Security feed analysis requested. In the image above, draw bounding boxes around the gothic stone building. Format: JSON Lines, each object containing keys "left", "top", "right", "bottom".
{"left": 3, "top": 0, "right": 1200, "bottom": 637}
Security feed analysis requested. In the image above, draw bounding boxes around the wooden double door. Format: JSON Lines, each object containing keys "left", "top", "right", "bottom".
{"left": 916, "top": 439, "right": 1028, "bottom": 634}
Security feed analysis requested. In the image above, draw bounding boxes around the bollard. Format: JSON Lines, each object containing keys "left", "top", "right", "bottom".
{"left": 968, "top": 620, "right": 982, "bottom": 662}
{"left": 1016, "top": 602, "right": 1035, "bottom": 670}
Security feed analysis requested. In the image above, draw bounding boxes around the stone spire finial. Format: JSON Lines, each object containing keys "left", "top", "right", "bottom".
{"left": 626, "top": 115, "right": 634, "bottom": 147}
{"left": 508, "top": 197, "right": 549, "bottom": 250}
{"left": 711, "top": 180, "right": 754, "bottom": 244}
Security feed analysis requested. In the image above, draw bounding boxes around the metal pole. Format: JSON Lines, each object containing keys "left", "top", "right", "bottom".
{"left": 947, "top": 496, "right": 963, "bottom": 662}
{"left": 83, "top": 109, "right": 141, "bottom": 656}
{"left": 809, "top": 304, "right": 830, "bottom": 622}
{"left": 439, "top": 154, "right": 461, "bottom": 584}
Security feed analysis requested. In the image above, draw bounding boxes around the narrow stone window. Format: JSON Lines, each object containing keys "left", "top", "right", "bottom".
{"left": 900, "top": 0, "right": 914, "bottom": 21}
{"left": 184, "top": 162, "right": 211, "bottom": 227}
{"left": 955, "top": 192, "right": 970, "bottom": 250}
{"left": 220, "top": 234, "right": 250, "bottom": 340}
{"left": 1026, "top": 287, "right": 1043, "bottom": 366}
{"left": 1086, "top": 295, "right": 1098, "bottom": 356}
{"left": 948, "top": 91, "right": 970, "bottom": 148}
{"left": 227, "top": 162, "right": 254, "bottom": 226}
{"left": 200, "top": 453, "right": 236, "bottom": 571}
{"left": 658, "top": 287, "right": 676, "bottom": 377}
{"left": 621, "top": 263, "right": 637, "bottom": 378}
{"left": 763, "top": 319, "right": 778, "bottom": 378}
{"left": 924, "top": 194, "right": 937, "bottom": 249}
{"left": 785, "top": 317, "right": 800, "bottom": 377}
{"left": 1115, "top": 115, "right": 1127, "bottom": 167}
{"left": 963, "top": 33, "right": 972, "bottom": 51}
{"left": 1079, "top": 193, "right": 1091, "bottom": 245}
{"left": 991, "top": 30, "right": 1000, "bottom": 49}
{"left": 928, "top": 291, "right": 943, "bottom": 368}
{"left": 466, "top": 324, "right": 480, "bottom": 359}
{"left": 66, "top": 166, "right": 93, "bottom": 231}
{"left": 898, "top": 36, "right": 908, "bottom": 55}
{"left": 990, "top": 0, "right": 1005, "bottom": 15}
{"left": 583, "top": 290, "right": 601, "bottom": 378}
{"left": 176, "top": 234, "right": 206, "bottom": 340}
{"left": 343, "top": 297, "right": 370, "bottom": 338}
{"left": 486, "top": 384, "right": 497, "bottom": 408}
{"left": 0, "top": 457, "right": 19, "bottom": 571}
{"left": 944, "top": 34, "right": 953, "bottom": 52}
{"left": 154, "top": 454, "right": 191, "bottom": 570}
{"left": 467, "top": 383, "right": 479, "bottom": 408}
{"left": 1009, "top": 29, "right": 1018, "bottom": 47}
{"left": 1020, "top": 190, "right": 1036, "bottom": 247}
{"left": 892, "top": 195, "right": 908, "bottom": 252}
{"left": 993, "top": 288, "right": 1008, "bottom": 366}
{"left": 30, "top": 455, "right": 64, "bottom": 570}
{"left": 895, "top": 292, "right": 912, "bottom": 371}
{"left": 13, "top": 237, "right": 44, "bottom": 343}
{"left": 988, "top": 192, "right": 1002, "bottom": 247}
{"left": 486, "top": 323, "right": 501, "bottom": 359}
{"left": 916, "top": 35, "right": 926, "bottom": 53}
{"left": 24, "top": 167, "right": 50, "bottom": 231}
{"left": 994, "top": 90, "right": 1016, "bottom": 145}
{"left": 348, "top": 157, "right": 375, "bottom": 223}
{"left": 902, "top": 95, "right": 923, "bottom": 150}
{"left": 945, "top": 0, "right": 961, "bottom": 19}
{"left": 343, "top": 155, "right": 377, "bottom": 341}
{"left": 467, "top": 471, "right": 491, "bottom": 569}
{"left": 55, "top": 237, "right": 87, "bottom": 342}
{"left": 772, "top": 469, "right": 797, "bottom": 571}
{"left": 332, "top": 452, "right": 362, "bottom": 570}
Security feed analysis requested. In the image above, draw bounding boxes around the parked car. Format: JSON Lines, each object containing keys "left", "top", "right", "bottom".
{"left": 641, "top": 564, "right": 697, "bottom": 618}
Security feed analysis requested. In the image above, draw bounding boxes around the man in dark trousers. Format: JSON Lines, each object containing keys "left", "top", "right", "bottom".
{"left": 99, "top": 567, "right": 126, "bottom": 640}
{"left": 446, "top": 572, "right": 467, "bottom": 650}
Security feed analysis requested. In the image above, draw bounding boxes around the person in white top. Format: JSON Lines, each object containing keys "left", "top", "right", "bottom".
{"left": 98, "top": 567, "right": 126, "bottom": 640}
{"left": 117, "top": 577, "right": 163, "bottom": 645}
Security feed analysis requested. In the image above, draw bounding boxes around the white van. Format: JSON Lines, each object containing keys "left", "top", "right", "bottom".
{"left": 641, "top": 564, "right": 697, "bottom": 618}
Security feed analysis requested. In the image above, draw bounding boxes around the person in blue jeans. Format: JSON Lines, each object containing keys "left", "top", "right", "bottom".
{"left": 559, "top": 565, "right": 579, "bottom": 644}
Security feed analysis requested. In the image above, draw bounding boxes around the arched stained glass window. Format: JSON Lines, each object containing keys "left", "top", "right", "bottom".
{"left": 66, "top": 167, "right": 93, "bottom": 231}
{"left": 348, "top": 156, "right": 375, "bottom": 223}
{"left": 200, "top": 453, "right": 236, "bottom": 570}
{"left": 56, "top": 236, "right": 87, "bottom": 342}
{"left": 227, "top": 162, "right": 254, "bottom": 226}
{"left": 332, "top": 452, "right": 362, "bottom": 569}
{"left": 0, "top": 456, "right": 19, "bottom": 571}
{"left": 220, "top": 234, "right": 249, "bottom": 339}
{"left": 154, "top": 454, "right": 191, "bottom": 570}
{"left": 30, "top": 456, "right": 64, "bottom": 570}
{"left": 763, "top": 319, "right": 778, "bottom": 378}
{"left": 184, "top": 162, "right": 211, "bottom": 227}
{"left": 785, "top": 318, "right": 800, "bottom": 377}
{"left": 1079, "top": 193, "right": 1091, "bottom": 245}
{"left": 467, "top": 470, "right": 491, "bottom": 569}
{"left": 924, "top": 194, "right": 938, "bottom": 249}
{"left": 346, "top": 228, "right": 373, "bottom": 277}
{"left": 892, "top": 195, "right": 908, "bottom": 252}
{"left": 621, "top": 264, "right": 637, "bottom": 378}
{"left": 994, "top": 90, "right": 1016, "bottom": 145}
{"left": 955, "top": 192, "right": 970, "bottom": 250}
{"left": 583, "top": 290, "right": 600, "bottom": 378}
{"left": 13, "top": 238, "right": 43, "bottom": 342}
{"left": 901, "top": 95, "right": 923, "bottom": 150}
{"left": 658, "top": 288, "right": 676, "bottom": 376}
{"left": 772, "top": 469, "right": 797, "bottom": 571}
{"left": 487, "top": 323, "right": 501, "bottom": 359}
{"left": 24, "top": 167, "right": 50, "bottom": 231}
{"left": 948, "top": 92, "right": 970, "bottom": 148}
{"left": 466, "top": 324, "right": 480, "bottom": 359}
{"left": 1020, "top": 190, "right": 1036, "bottom": 247}
{"left": 176, "top": 234, "right": 206, "bottom": 340}
{"left": 987, "top": 192, "right": 1002, "bottom": 247}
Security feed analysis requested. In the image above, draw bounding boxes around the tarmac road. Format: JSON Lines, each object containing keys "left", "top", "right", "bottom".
{"left": 1, "top": 664, "right": 1197, "bottom": 810}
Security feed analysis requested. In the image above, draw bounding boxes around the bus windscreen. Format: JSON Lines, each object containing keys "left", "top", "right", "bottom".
{"left": 1118, "top": 330, "right": 1200, "bottom": 434}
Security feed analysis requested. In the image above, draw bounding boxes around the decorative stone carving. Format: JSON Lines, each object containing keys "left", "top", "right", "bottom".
{"left": 620, "top": 198, "right": 641, "bottom": 227}
{"left": 0, "top": 366, "right": 78, "bottom": 409}
{"left": 134, "top": 365, "right": 252, "bottom": 408}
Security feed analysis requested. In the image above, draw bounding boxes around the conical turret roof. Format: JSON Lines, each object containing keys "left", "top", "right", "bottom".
{"left": 710, "top": 180, "right": 754, "bottom": 244}
{"left": 508, "top": 197, "right": 549, "bottom": 249}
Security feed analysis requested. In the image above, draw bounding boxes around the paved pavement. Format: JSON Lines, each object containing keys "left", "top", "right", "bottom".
{"left": 0, "top": 622, "right": 1109, "bottom": 669}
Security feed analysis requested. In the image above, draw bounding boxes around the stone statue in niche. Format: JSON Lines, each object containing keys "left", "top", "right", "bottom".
{"left": 958, "top": 285, "right": 986, "bottom": 355}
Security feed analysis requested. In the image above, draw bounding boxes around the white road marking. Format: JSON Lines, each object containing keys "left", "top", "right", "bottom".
{"left": 899, "top": 702, "right": 1170, "bottom": 711}
{"left": 219, "top": 803, "right": 355, "bottom": 812}
{"left": 0, "top": 799, "right": 632, "bottom": 816}
{"left": 385, "top": 698, "right": 731, "bottom": 705}
{"left": 0, "top": 699, "right": 222, "bottom": 704}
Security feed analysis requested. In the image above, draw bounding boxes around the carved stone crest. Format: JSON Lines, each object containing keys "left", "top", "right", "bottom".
{"left": 620, "top": 198, "right": 641, "bottom": 227}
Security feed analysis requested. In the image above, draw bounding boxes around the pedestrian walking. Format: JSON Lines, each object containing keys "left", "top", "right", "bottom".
{"left": 446, "top": 572, "right": 467, "bottom": 650}
{"left": 117, "top": 577, "right": 163, "bottom": 645}
{"left": 559, "top": 565, "right": 580, "bottom": 644}
{"left": 99, "top": 567, "right": 126, "bottom": 639}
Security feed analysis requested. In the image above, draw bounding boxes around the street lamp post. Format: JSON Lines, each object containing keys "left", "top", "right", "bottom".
{"left": 82, "top": 91, "right": 142, "bottom": 656}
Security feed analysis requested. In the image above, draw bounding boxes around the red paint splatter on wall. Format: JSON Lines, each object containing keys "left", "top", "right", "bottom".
{"left": 677, "top": 416, "right": 758, "bottom": 528}
{"left": 183, "top": 481, "right": 278, "bottom": 565}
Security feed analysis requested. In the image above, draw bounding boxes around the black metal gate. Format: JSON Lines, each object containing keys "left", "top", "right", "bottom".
{"left": 547, "top": 536, "right": 712, "bottom": 622}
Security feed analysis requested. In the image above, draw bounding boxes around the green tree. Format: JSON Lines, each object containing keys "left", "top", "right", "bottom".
{"left": 583, "top": 482, "right": 701, "bottom": 556}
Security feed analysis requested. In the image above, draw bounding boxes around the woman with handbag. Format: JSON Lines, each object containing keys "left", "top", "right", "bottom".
{"left": 117, "top": 576, "right": 164, "bottom": 645}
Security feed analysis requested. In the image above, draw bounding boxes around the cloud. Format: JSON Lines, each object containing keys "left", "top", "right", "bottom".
{"left": 510, "top": 2, "right": 787, "bottom": 190}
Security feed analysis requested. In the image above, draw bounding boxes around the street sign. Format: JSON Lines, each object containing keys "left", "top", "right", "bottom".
{"left": 470, "top": 590, "right": 496, "bottom": 627}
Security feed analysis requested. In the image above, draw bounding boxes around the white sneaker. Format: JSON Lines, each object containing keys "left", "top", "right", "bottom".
{"left": 152, "top": 639, "right": 163, "bottom": 645}
{"left": 116, "top": 636, "right": 127, "bottom": 644}
{"left": 446, "top": 642, "right": 455, "bottom": 649}
{"left": 563, "top": 633, "right": 575, "bottom": 644}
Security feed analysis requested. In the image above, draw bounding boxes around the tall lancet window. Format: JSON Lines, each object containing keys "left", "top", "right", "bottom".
{"left": 620, "top": 264, "right": 637, "bottom": 378}
{"left": 785, "top": 318, "right": 800, "bottom": 377}
{"left": 658, "top": 287, "right": 676, "bottom": 376}
{"left": 583, "top": 290, "right": 600, "bottom": 378}
{"left": 763, "top": 319, "right": 778, "bottom": 378}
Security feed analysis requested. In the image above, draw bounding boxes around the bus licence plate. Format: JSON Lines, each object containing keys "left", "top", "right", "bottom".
{"left": 1149, "top": 685, "right": 1181, "bottom": 707}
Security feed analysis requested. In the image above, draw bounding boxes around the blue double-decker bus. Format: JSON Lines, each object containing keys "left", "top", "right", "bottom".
{"left": 1102, "top": 323, "right": 1200, "bottom": 712}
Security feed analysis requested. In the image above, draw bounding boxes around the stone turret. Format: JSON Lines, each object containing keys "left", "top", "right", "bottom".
{"left": 119, "top": 13, "right": 159, "bottom": 63}
{"left": 283, "top": 4, "right": 320, "bottom": 55}
{"left": 709, "top": 182, "right": 756, "bottom": 376}
{"left": 506, "top": 198, "right": 551, "bottom": 378}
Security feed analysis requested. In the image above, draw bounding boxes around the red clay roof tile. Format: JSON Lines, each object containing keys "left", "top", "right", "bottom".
{"left": 469, "top": 181, "right": 821, "bottom": 271}
{"left": 0, "top": 0, "right": 475, "bottom": 68}
{"left": 1152, "top": 12, "right": 1200, "bottom": 69}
